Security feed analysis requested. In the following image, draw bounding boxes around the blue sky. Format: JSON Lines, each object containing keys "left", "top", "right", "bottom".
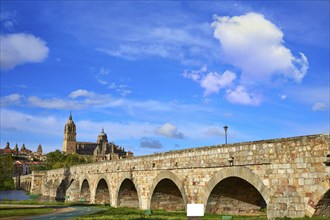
{"left": 1, "top": 1, "right": 329, "bottom": 155}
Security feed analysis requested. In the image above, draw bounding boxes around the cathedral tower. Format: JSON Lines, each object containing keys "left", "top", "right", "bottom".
{"left": 63, "top": 113, "right": 77, "bottom": 154}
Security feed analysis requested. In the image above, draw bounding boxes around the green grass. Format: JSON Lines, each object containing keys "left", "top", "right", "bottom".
{"left": 75, "top": 207, "right": 330, "bottom": 220}
{"left": 74, "top": 207, "right": 268, "bottom": 220}
{"left": 0, "top": 206, "right": 54, "bottom": 218}
{"left": 0, "top": 203, "right": 328, "bottom": 220}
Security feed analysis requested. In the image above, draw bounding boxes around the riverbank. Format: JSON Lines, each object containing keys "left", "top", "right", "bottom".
{"left": 0, "top": 205, "right": 56, "bottom": 219}
{"left": 0, "top": 204, "right": 105, "bottom": 220}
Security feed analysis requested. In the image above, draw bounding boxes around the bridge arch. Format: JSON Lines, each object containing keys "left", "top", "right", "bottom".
{"left": 203, "top": 167, "right": 269, "bottom": 215}
{"left": 307, "top": 178, "right": 330, "bottom": 217}
{"left": 148, "top": 171, "right": 187, "bottom": 211}
{"left": 80, "top": 179, "right": 91, "bottom": 203}
{"left": 116, "top": 174, "right": 140, "bottom": 208}
{"left": 55, "top": 178, "right": 74, "bottom": 202}
{"left": 94, "top": 176, "right": 111, "bottom": 205}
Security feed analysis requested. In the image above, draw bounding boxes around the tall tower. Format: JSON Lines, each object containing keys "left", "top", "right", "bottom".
{"left": 62, "top": 113, "right": 77, "bottom": 154}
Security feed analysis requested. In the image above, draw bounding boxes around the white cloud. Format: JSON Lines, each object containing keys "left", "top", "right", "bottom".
{"left": 280, "top": 95, "right": 287, "bottom": 100}
{"left": 183, "top": 67, "right": 236, "bottom": 96}
{"left": 212, "top": 13, "right": 309, "bottom": 84}
{"left": 0, "top": 93, "right": 22, "bottom": 106}
{"left": 312, "top": 102, "right": 327, "bottom": 111}
{"left": 28, "top": 96, "right": 84, "bottom": 110}
{"left": 140, "top": 137, "right": 163, "bottom": 149}
{"left": 0, "top": 108, "right": 64, "bottom": 137}
{"left": 155, "top": 123, "right": 184, "bottom": 139}
{"left": 226, "top": 86, "right": 261, "bottom": 106}
{"left": 0, "top": 33, "right": 49, "bottom": 69}
{"left": 200, "top": 71, "right": 236, "bottom": 96}
{"left": 108, "top": 82, "right": 131, "bottom": 96}
{"left": 97, "top": 24, "right": 216, "bottom": 65}
{"left": 98, "top": 44, "right": 171, "bottom": 60}
{"left": 182, "top": 65, "right": 206, "bottom": 82}
{"left": 93, "top": 67, "right": 132, "bottom": 96}
{"left": 68, "top": 89, "right": 95, "bottom": 99}
{"left": 4, "top": 20, "right": 17, "bottom": 31}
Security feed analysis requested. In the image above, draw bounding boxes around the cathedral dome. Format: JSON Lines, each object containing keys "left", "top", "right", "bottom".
{"left": 66, "top": 113, "right": 75, "bottom": 125}
{"left": 97, "top": 128, "right": 108, "bottom": 143}
{"left": 65, "top": 113, "right": 76, "bottom": 133}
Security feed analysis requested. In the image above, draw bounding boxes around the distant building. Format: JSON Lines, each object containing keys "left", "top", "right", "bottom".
{"left": 62, "top": 113, "right": 133, "bottom": 160}
{"left": 0, "top": 142, "right": 45, "bottom": 177}
{"left": 0, "top": 142, "right": 45, "bottom": 161}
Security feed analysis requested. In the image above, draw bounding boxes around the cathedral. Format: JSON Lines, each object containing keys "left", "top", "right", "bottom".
{"left": 62, "top": 113, "right": 133, "bottom": 160}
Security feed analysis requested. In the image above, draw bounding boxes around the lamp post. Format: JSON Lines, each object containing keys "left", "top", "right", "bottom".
{"left": 223, "top": 125, "right": 228, "bottom": 145}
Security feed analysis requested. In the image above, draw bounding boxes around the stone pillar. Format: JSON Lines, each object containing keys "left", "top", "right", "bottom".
{"left": 140, "top": 197, "right": 149, "bottom": 210}
{"left": 31, "top": 171, "right": 46, "bottom": 195}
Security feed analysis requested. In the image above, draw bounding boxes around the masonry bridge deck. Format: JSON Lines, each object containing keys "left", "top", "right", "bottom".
{"left": 18, "top": 134, "right": 329, "bottom": 219}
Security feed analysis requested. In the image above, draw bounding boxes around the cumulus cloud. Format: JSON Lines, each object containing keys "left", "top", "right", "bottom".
{"left": 68, "top": 89, "right": 95, "bottom": 99}
{"left": 140, "top": 137, "right": 163, "bottom": 149}
{"left": 212, "top": 13, "right": 308, "bottom": 84}
{"left": 312, "top": 102, "right": 327, "bottom": 111}
{"left": 200, "top": 71, "right": 236, "bottom": 96}
{"left": 183, "top": 66, "right": 236, "bottom": 96}
{"left": 182, "top": 65, "right": 207, "bottom": 82}
{"left": 226, "top": 86, "right": 261, "bottom": 106}
{"left": 155, "top": 123, "right": 184, "bottom": 139}
{"left": 0, "top": 93, "right": 22, "bottom": 106}
{"left": 0, "top": 33, "right": 49, "bottom": 70}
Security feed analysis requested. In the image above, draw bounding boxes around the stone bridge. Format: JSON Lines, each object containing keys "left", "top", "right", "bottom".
{"left": 18, "top": 134, "right": 329, "bottom": 219}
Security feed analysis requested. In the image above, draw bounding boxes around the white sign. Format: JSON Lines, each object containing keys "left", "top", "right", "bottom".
{"left": 187, "top": 204, "right": 204, "bottom": 216}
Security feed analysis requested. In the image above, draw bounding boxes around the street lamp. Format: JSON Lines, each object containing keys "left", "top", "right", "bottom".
{"left": 223, "top": 125, "right": 228, "bottom": 145}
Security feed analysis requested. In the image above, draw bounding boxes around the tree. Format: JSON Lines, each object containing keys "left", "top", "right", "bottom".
{"left": 44, "top": 150, "right": 95, "bottom": 170}
{"left": 0, "top": 155, "right": 15, "bottom": 190}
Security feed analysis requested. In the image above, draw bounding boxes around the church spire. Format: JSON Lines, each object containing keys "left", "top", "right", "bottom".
{"left": 69, "top": 111, "right": 72, "bottom": 120}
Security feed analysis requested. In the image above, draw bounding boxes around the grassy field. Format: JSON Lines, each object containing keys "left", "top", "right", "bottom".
{"left": 75, "top": 207, "right": 330, "bottom": 220}
{"left": 77, "top": 207, "right": 267, "bottom": 220}
{"left": 0, "top": 206, "right": 54, "bottom": 218}
{"left": 0, "top": 203, "right": 328, "bottom": 220}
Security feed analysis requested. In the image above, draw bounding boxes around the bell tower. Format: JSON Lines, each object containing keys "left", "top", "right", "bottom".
{"left": 62, "top": 112, "right": 77, "bottom": 154}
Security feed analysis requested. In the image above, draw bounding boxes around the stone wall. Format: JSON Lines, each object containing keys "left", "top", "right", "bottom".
{"left": 15, "top": 174, "right": 32, "bottom": 191}
{"left": 25, "top": 134, "right": 329, "bottom": 219}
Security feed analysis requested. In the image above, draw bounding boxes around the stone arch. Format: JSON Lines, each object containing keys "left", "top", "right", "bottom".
{"left": 80, "top": 179, "right": 91, "bottom": 202}
{"left": 65, "top": 178, "right": 80, "bottom": 202}
{"left": 307, "top": 178, "right": 330, "bottom": 217}
{"left": 148, "top": 171, "right": 187, "bottom": 211}
{"left": 203, "top": 167, "right": 269, "bottom": 215}
{"left": 94, "top": 177, "right": 111, "bottom": 204}
{"left": 55, "top": 178, "right": 70, "bottom": 202}
{"left": 116, "top": 176, "right": 140, "bottom": 208}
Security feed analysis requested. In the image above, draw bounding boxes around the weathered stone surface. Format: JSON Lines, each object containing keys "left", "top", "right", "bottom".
{"left": 17, "top": 134, "right": 329, "bottom": 219}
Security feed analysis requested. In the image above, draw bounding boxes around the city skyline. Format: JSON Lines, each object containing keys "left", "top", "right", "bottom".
{"left": 1, "top": 1, "right": 329, "bottom": 155}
